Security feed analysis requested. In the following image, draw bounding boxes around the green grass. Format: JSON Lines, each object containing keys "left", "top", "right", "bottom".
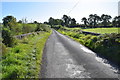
{"left": 64, "top": 27, "right": 81, "bottom": 30}
{"left": 1, "top": 31, "right": 51, "bottom": 78}
{"left": 82, "top": 28, "right": 120, "bottom": 34}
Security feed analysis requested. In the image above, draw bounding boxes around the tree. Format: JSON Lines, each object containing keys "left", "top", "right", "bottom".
{"left": 112, "top": 16, "right": 120, "bottom": 27}
{"left": 101, "top": 14, "right": 112, "bottom": 26}
{"left": 62, "top": 15, "right": 71, "bottom": 27}
{"left": 35, "top": 23, "right": 43, "bottom": 31}
{"left": 34, "top": 21, "right": 38, "bottom": 24}
{"left": 2, "top": 16, "right": 17, "bottom": 30}
{"left": 70, "top": 18, "right": 76, "bottom": 26}
{"left": 44, "top": 21, "right": 49, "bottom": 25}
{"left": 18, "top": 20, "right": 22, "bottom": 23}
{"left": 88, "top": 14, "right": 101, "bottom": 27}
{"left": 55, "top": 19, "right": 64, "bottom": 26}
{"left": 2, "top": 28, "right": 16, "bottom": 47}
{"left": 48, "top": 17, "right": 55, "bottom": 26}
{"left": 81, "top": 17, "right": 88, "bottom": 27}
{"left": 95, "top": 15, "right": 101, "bottom": 26}
{"left": 48, "top": 17, "right": 64, "bottom": 26}
{"left": 88, "top": 14, "right": 94, "bottom": 27}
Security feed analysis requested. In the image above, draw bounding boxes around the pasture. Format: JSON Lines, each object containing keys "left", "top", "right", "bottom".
{"left": 82, "top": 28, "right": 120, "bottom": 34}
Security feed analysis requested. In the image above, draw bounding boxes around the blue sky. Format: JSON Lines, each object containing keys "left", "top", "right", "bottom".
{"left": 1, "top": 0, "right": 120, "bottom": 23}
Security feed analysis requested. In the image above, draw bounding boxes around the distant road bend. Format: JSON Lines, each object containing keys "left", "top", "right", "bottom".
{"left": 40, "top": 30, "right": 119, "bottom": 79}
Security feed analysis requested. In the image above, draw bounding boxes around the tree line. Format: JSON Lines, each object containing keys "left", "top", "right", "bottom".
{"left": 81, "top": 14, "right": 120, "bottom": 27}
{"left": 44, "top": 15, "right": 77, "bottom": 27}
{"left": 1, "top": 14, "right": 120, "bottom": 46}
{"left": 44, "top": 14, "right": 120, "bottom": 28}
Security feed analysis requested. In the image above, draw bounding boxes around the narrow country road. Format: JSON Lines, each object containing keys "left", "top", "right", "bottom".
{"left": 40, "top": 30, "right": 119, "bottom": 79}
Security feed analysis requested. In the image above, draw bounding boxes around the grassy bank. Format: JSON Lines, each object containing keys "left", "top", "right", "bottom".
{"left": 1, "top": 31, "right": 51, "bottom": 79}
{"left": 58, "top": 29, "right": 120, "bottom": 66}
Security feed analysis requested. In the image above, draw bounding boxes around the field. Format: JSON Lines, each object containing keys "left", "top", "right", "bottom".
{"left": 64, "top": 27, "right": 81, "bottom": 30}
{"left": 82, "top": 28, "right": 120, "bottom": 34}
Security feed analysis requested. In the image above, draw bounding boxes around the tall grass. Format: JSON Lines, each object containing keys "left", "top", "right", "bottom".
{"left": 1, "top": 31, "right": 51, "bottom": 79}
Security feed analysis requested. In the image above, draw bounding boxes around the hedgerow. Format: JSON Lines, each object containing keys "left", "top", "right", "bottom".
{"left": 58, "top": 29, "right": 120, "bottom": 66}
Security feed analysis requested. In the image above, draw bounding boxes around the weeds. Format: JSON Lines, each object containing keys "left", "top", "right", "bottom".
{"left": 1, "top": 31, "right": 51, "bottom": 78}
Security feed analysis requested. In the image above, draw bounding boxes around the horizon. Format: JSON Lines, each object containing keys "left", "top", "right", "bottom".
{"left": 1, "top": 0, "right": 120, "bottom": 23}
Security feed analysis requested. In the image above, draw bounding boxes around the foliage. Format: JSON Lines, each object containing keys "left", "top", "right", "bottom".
{"left": 81, "top": 14, "right": 119, "bottom": 27}
{"left": 81, "top": 17, "right": 88, "bottom": 27}
{"left": 93, "top": 33, "right": 120, "bottom": 63}
{"left": 112, "top": 16, "right": 120, "bottom": 27}
{"left": 47, "top": 14, "right": 119, "bottom": 28}
{"left": 47, "top": 15, "right": 76, "bottom": 27}
{"left": 101, "top": 14, "right": 112, "bottom": 26}
{"left": 2, "top": 15, "right": 51, "bottom": 47}
{"left": 2, "top": 16, "right": 17, "bottom": 30}
{"left": 2, "top": 43, "right": 9, "bottom": 56}
{"left": 12, "top": 23, "right": 23, "bottom": 35}
{"left": 2, "top": 28, "right": 16, "bottom": 47}
{"left": 1, "top": 31, "right": 51, "bottom": 78}
{"left": 62, "top": 15, "right": 76, "bottom": 27}
{"left": 22, "top": 24, "right": 37, "bottom": 33}
{"left": 48, "top": 17, "right": 64, "bottom": 26}
{"left": 35, "top": 24, "right": 51, "bottom": 32}
{"left": 58, "top": 28, "right": 120, "bottom": 66}
{"left": 88, "top": 14, "right": 101, "bottom": 27}
{"left": 1, "top": 15, "right": 52, "bottom": 79}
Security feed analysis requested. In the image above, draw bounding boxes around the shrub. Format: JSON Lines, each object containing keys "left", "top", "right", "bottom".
{"left": 94, "top": 33, "right": 120, "bottom": 64}
{"left": 22, "top": 24, "right": 37, "bottom": 33}
{"left": 35, "top": 24, "right": 50, "bottom": 32}
{"left": 1, "top": 31, "right": 51, "bottom": 78}
{"left": 2, "top": 28, "right": 16, "bottom": 47}
{"left": 58, "top": 29, "right": 120, "bottom": 66}
{"left": 73, "top": 33, "right": 80, "bottom": 38}
{"left": 2, "top": 43, "right": 8, "bottom": 56}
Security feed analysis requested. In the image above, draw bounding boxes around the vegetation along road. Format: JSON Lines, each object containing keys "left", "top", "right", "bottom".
{"left": 41, "top": 30, "right": 119, "bottom": 78}
{"left": 1, "top": 14, "right": 120, "bottom": 79}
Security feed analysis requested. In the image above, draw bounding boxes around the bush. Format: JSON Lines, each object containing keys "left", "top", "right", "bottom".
{"left": 73, "top": 33, "right": 80, "bottom": 38}
{"left": 35, "top": 24, "right": 50, "bottom": 32}
{"left": 1, "top": 31, "right": 51, "bottom": 78}
{"left": 2, "top": 28, "right": 16, "bottom": 47}
{"left": 22, "top": 24, "right": 37, "bottom": 33}
{"left": 2, "top": 43, "right": 8, "bottom": 56}
{"left": 94, "top": 33, "right": 120, "bottom": 63}
{"left": 12, "top": 23, "right": 23, "bottom": 35}
{"left": 58, "top": 29, "right": 120, "bottom": 66}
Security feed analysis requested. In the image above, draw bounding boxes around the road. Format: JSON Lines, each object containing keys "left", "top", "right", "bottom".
{"left": 40, "top": 30, "right": 119, "bottom": 79}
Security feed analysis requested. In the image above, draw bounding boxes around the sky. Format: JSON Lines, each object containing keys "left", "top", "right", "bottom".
{"left": 1, "top": 0, "right": 120, "bottom": 23}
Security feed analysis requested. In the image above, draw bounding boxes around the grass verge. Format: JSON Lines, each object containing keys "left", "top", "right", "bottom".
{"left": 1, "top": 31, "right": 51, "bottom": 79}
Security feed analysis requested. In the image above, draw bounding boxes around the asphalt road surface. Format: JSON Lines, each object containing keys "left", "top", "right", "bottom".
{"left": 40, "top": 30, "right": 119, "bottom": 79}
